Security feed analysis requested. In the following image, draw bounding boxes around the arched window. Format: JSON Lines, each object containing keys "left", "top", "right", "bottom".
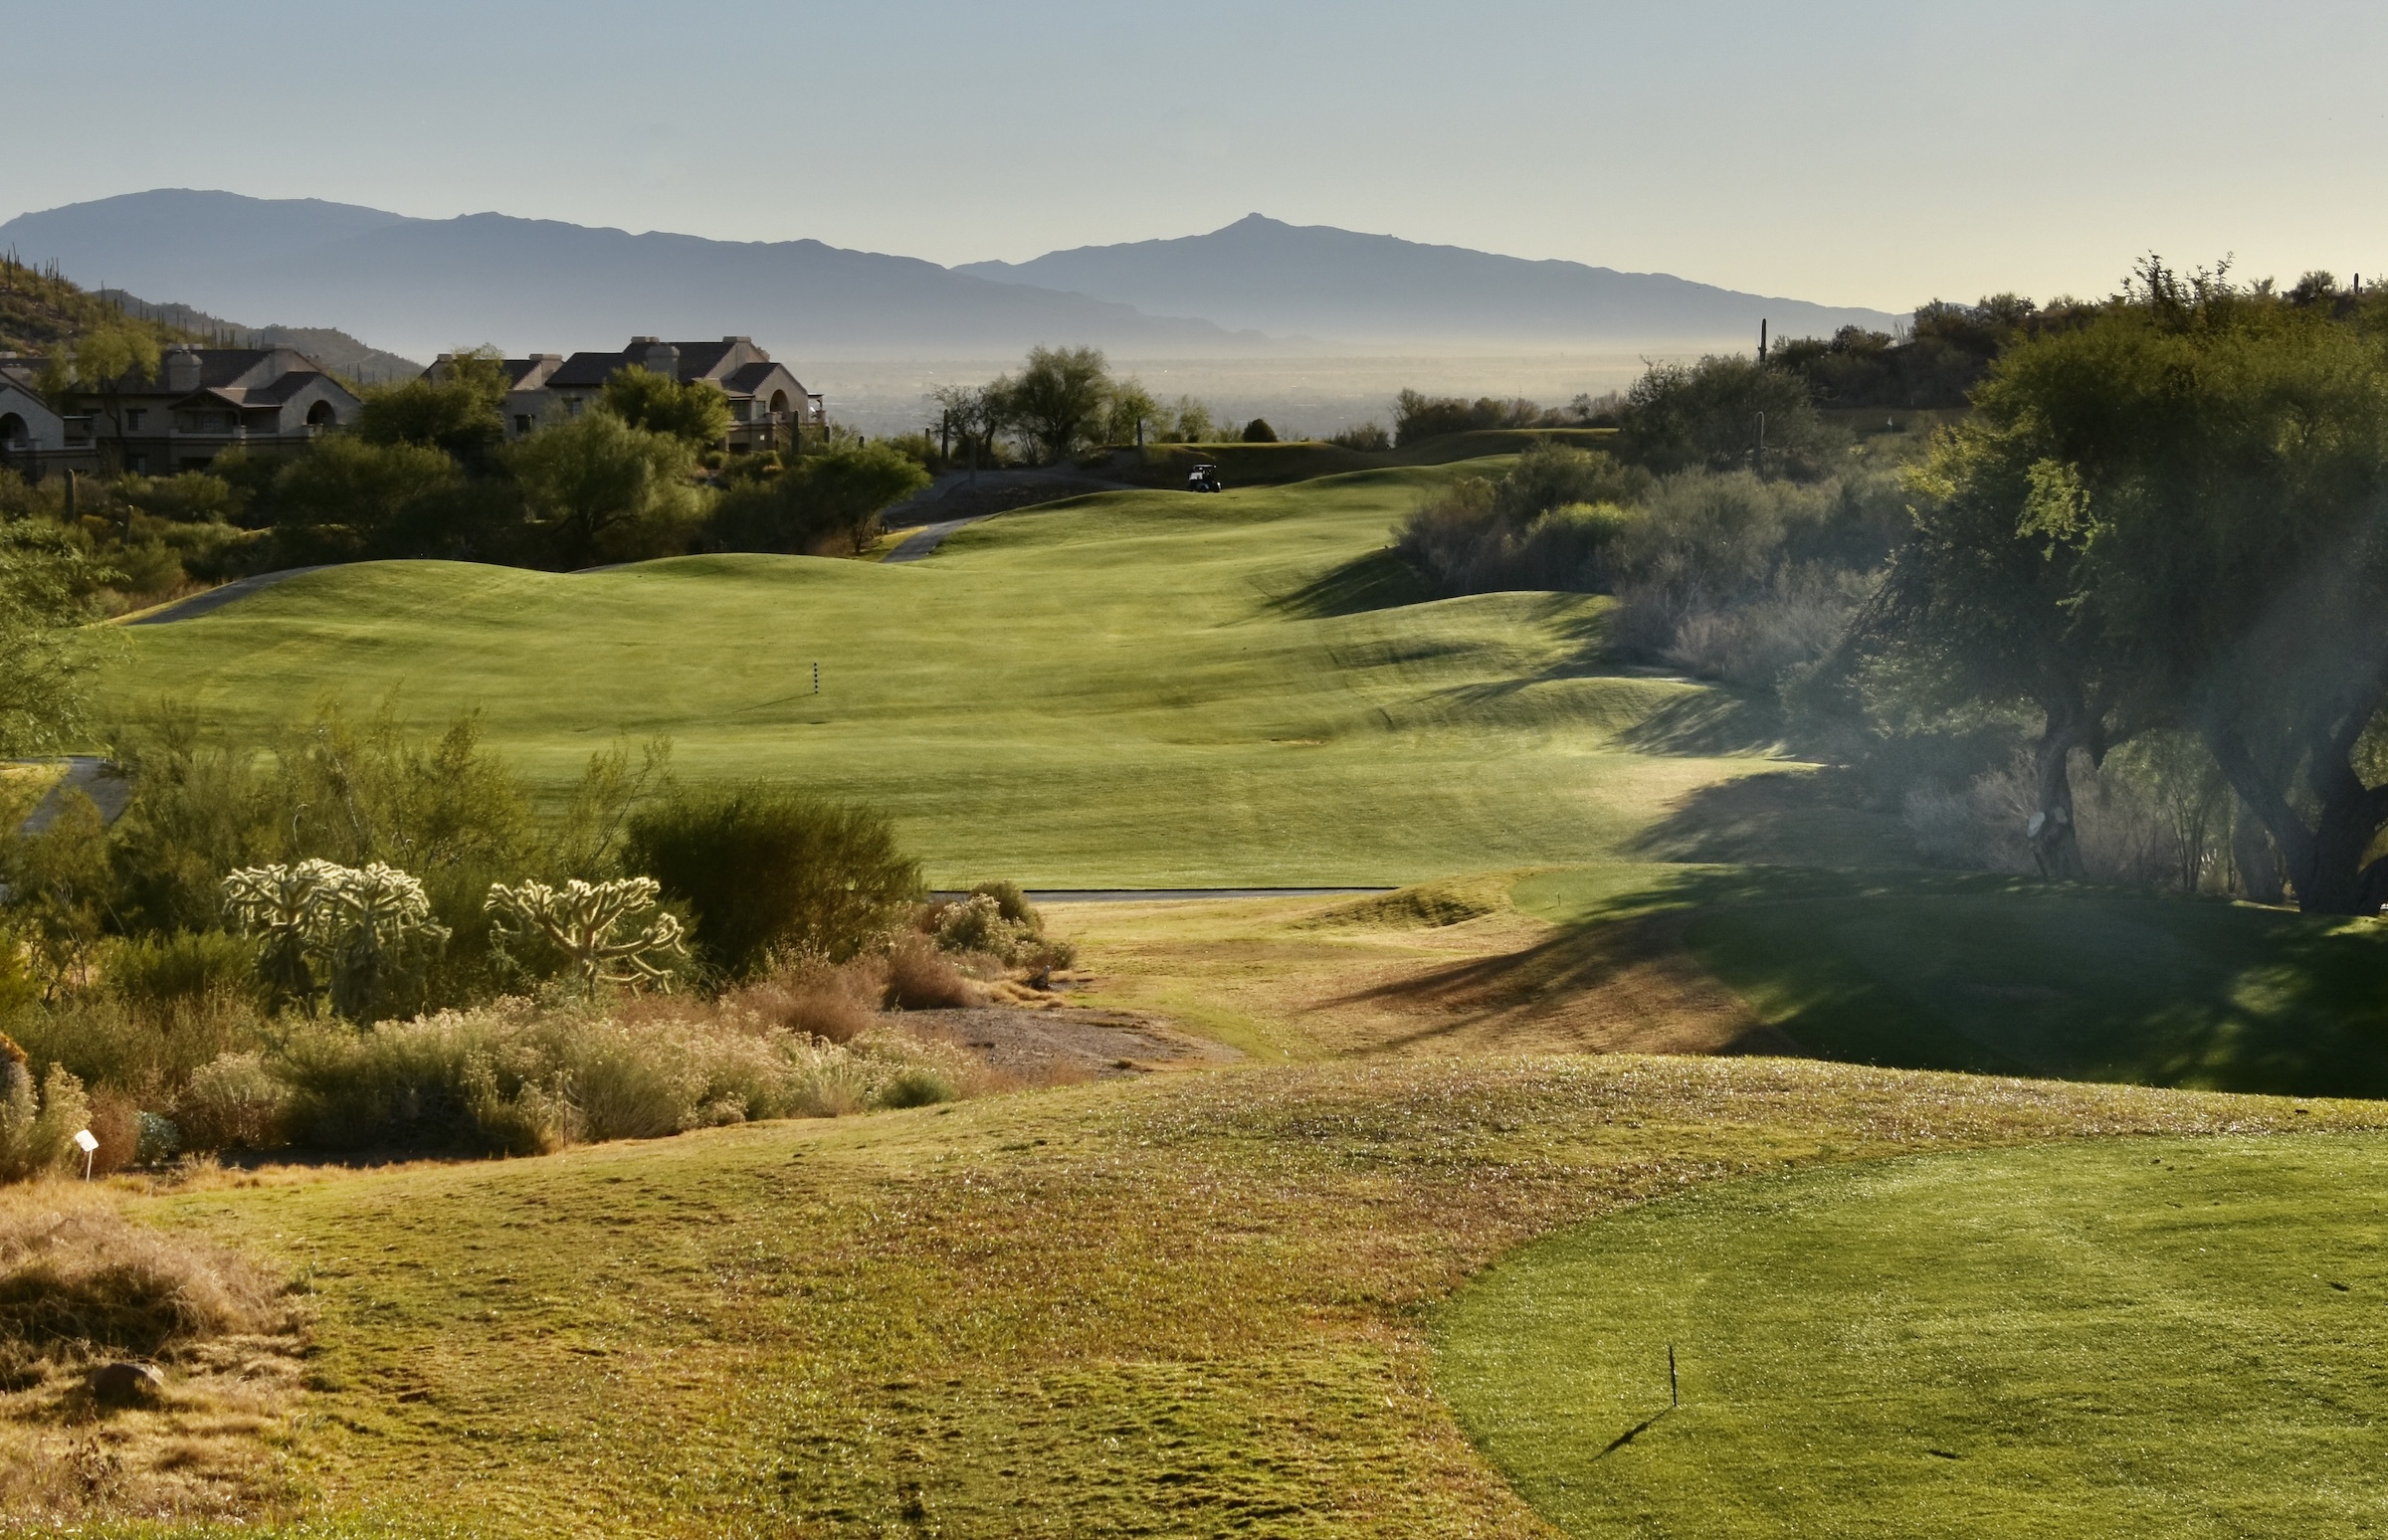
{"left": 305, "top": 400, "right": 338, "bottom": 428}
{"left": 769, "top": 390, "right": 790, "bottom": 417}
{"left": 0, "top": 413, "right": 25, "bottom": 447}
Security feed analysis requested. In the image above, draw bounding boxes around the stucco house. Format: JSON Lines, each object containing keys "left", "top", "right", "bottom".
{"left": 435, "top": 336, "right": 822, "bottom": 454}
{"left": 1, "top": 344, "right": 360, "bottom": 479}
{"left": 0, "top": 363, "right": 74, "bottom": 473}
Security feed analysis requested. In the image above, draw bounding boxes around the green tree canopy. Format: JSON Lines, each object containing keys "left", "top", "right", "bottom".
{"left": 1614, "top": 355, "right": 1832, "bottom": 476}
{"left": 711, "top": 442, "right": 928, "bottom": 555}
{"left": 1858, "top": 263, "right": 2388, "bottom": 911}
{"left": 358, "top": 348, "right": 511, "bottom": 470}
{"left": 994, "top": 345, "right": 1112, "bottom": 463}
{"left": 503, "top": 409, "right": 699, "bottom": 566}
{"left": 600, "top": 365, "right": 732, "bottom": 449}
{"left": 263, "top": 435, "right": 464, "bottom": 563}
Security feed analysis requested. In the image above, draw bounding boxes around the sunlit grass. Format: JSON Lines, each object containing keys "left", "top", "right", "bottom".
{"left": 1440, "top": 1134, "right": 2388, "bottom": 1538}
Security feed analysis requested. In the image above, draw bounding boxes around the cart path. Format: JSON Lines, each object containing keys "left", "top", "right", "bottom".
{"left": 123, "top": 566, "right": 332, "bottom": 625}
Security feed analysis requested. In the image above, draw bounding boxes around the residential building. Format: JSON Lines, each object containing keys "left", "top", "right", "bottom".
{"left": 434, "top": 336, "right": 822, "bottom": 453}
{"left": 0, "top": 344, "right": 360, "bottom": 479}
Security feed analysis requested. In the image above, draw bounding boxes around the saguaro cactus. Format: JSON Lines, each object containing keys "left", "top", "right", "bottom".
{"left": 485, "top": 876, "right": 687, "bottom": 991}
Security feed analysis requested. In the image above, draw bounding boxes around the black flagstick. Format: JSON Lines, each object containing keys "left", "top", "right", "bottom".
{"left": 1669, "top": 1345, "right": 1679, "bottom": 1409}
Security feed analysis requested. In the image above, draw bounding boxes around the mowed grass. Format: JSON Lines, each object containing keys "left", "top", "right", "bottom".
{"left": 102, "top": 465, "right": 1763, "bottom": 886}
{"left": 1439, "top": 1134, "right": 2388, "bottom": 1538}
{"left": 83, "top": 1059, "right": 2388, "bottom": 1538}
{"left": 1513, "top": 865, "right": 2388, "bottom": 1097}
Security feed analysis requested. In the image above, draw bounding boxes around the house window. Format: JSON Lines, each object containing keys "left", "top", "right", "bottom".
{"left": 125, "top": 453, "right": 147, "bottom": 473}
{"left": 514, "top": 415, "right": 534, "bottom": 434}
{"left": 565, "top": 398, "right": 583, "bottom": 417}
{"left": 125, "top": 409, "right": 146, "bottom": 430}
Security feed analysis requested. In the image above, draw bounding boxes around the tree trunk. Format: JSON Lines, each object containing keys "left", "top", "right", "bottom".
{"left": 2231, "top": 797, "right": 2285, "bottom": 904}
{"left": 2209, "top": 723, "right": 2388, "bottom": 916}
{"left": 2027, "top": 713, "right": 2087, "bottom": 880}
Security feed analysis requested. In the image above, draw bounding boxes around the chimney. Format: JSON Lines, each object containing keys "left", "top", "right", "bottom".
{"left": 642, "top": 338, "right": 680, "bottom": 378}
{"left": 164, "top": 346, "right": 201, "bottom": 392}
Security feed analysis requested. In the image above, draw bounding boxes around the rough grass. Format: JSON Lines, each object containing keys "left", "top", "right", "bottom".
{"left": 31, "top": 1057, "right": 2387, "bottom": 1537}
{"left": 1439, "top": 1133, "right": 2388, "bottom": 1537}
{"left": 97, "top": 462, "right": 1776, "bottom": 887}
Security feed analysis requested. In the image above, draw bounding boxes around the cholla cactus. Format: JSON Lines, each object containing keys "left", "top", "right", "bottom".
{"left": 222, "top": 860, "right": 451, "bottom": 1021}
{"left": 222, "top": 859, "right": 344, "bottom": 1012}
{"left": 486, "top": 876, "right": 687, "bottom": 991}
{"left": 325, "top": 864, "right": 451, "bottom": 1022}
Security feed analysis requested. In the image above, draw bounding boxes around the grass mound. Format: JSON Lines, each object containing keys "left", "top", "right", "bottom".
{"left": 1306, "top": 874, "right": 1512, "bottom": 930}
{"left": 1439, "top": 1134, "right": 2388, "bottom": 1537}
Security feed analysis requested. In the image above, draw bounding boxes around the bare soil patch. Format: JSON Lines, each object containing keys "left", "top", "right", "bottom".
{"left": 889, "top": 1006, "right": 1241, "bottom": 1080}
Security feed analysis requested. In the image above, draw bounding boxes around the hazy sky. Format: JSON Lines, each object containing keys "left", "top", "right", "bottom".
{"left": 5, "top": 0, "right": 2383, "bottom": 312}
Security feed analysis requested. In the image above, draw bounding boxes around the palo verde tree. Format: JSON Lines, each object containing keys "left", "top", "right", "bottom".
{"left": 1862, "top": 260, "right": 2388, "bottom": 911}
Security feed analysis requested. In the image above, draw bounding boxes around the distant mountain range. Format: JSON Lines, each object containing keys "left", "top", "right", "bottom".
{"left": 0, "top": 190, "right": 1904, "bottom": 366}
{"left": 961, "top": 214, "right": 1899, "bottom": 347}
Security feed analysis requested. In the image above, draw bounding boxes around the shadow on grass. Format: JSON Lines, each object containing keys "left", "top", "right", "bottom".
{"left": 1624, "top": 770, "right": 1916, "bottom": 868}
{"left": 1268, "top": 548, "right": 1433, "bottom": 619}
{"left": 1317, "top": 909, "right": 1800, "bottom": 1059}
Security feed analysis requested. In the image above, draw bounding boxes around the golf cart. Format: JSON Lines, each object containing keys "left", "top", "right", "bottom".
{"left": 1186, "top": 462, "right": 1223, "bottom": 493}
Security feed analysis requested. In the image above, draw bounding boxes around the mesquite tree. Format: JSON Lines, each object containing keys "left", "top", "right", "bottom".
{"left": 1860, "top": 263, "right": 2388, "bottom": 911}
{"left": 485, "top": 876, "right": 687, "bottom": 991}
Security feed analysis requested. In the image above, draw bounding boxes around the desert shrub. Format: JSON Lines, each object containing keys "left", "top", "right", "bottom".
{"left": 1328, "top": 422, "right": 1391, "bottom": 452}
{"left": 1661, "top": 565, "right": 1877, "bottom": 687}
{"left": 931, "top": 894, "right": 1029, "bottom": 959}
{"left": 83, "top": 1091, "right": 138, "bottom": 1176}
{"left": 708, "top": 442, "right": 929, "bottom": 556}
{"left": 174, "top": 1053, "right": 292, "bottom": 1154}
{"left": 1395, "top": 447, "right": 1651, "bottom": 597}
{"left": 719, "top": 956, "right": 886, "bottom": 1044}
{"left": 105, "top": 930, "right": 260, "bottom": 1018}
{"left": 0, "top": 1060, "right": 90, "bottom": 1183}
{"left": 8, "top": 989, "right": 269, "bottom": 1104}
{"left": 624, "top": 784, "right": 921, "bottom": 979}
{"left": 884, "top": 935, "right": 975, "bottom": 1010}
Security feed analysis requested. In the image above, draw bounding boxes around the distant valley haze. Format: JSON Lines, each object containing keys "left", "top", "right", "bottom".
{"left": 0, "top": 190, "right": 1895, "bottom": 365}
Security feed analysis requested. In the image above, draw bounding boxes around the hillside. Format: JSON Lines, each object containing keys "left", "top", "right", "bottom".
{"left": 98, "top": 289, "right": 422, "bottom": 382}
{"left": 959, "top": 214, "right": 1903, "bottom": 347}
{"left": 0, "top": 253, "right": 200, "bottom": 358}
{"left": 0, "top": 190, "right": 1271, "bottom": 363}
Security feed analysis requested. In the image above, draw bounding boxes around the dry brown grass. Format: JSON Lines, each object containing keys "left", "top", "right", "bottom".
{"left": 885, "top": 933, "right": 982, "bottom": 1010}
{"left": 0, "top": 1181, "right": 306, "bottom": 1527}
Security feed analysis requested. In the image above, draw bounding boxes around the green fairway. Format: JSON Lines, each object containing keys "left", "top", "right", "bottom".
{"left": 1438, "top": 1134, "right": 2388, "bottom": 1539}
{"left": 1512, "top": 865, "right": 2388, "bottom": 1098}
{"left": 104, "top": 465, "right": 1775, "bottom": 886}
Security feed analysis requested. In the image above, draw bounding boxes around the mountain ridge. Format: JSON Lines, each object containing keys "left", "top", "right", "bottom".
{"left": 959, "top": 213, "right": 1902, "bottom": 347}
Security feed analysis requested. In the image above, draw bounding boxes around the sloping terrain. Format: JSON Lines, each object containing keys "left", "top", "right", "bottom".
{"left": 100, "top": 461, "right": 1786, "bottom": 887}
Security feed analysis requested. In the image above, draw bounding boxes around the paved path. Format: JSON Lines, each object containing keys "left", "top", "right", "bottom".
{"left": 886, "top": 515, "right": 995, "bottom": 564}
{"left": 125, "top": 566, "right": 329, "bottom": 625}
{"left": 12, "top": 756, "right": 132, "bottom": 836}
